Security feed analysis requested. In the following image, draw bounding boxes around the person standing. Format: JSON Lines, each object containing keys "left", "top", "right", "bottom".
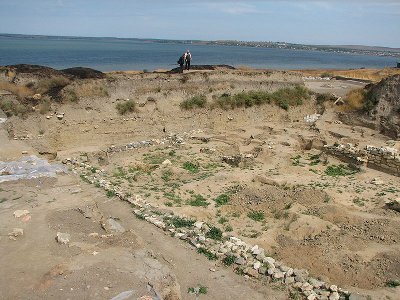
{"left": 184, "top": 50, "right": 192, "bottom": 71}
{"left": 177, "top": 54, "right": 185, "bottom": 73}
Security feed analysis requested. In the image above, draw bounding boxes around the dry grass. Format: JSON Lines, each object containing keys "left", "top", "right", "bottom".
{"left": 0, "top": 81, "right": 34, "bottom": 99}
{"left": 300, "top": 68, "right": 400, "bottom": 83}
{"left": 36, "top": 76, "right": 71, "bottom": 94}
{"left": 74, "top": 81, "right": 109, "bottom": 98}
{"left": 37, "top": 97, "right": 52, "bottom": 114}
{"left": 339, "top": 88, "right": 365, "bottom": 111}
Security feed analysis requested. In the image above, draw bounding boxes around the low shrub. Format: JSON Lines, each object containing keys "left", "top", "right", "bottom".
{"left": 36, "top": 76, "right": 71, "bottom": 94}
{"left": 38, "top": 97, "right": 52, "bottom": 114}
{"left": 212, "top": 86, "right": 310, "bottom": 110}
{"left": 223, "top": 255, "right": 236, "bottom": 266}
{"left": 182, "top": 161, "right": 199, "bottom": 173}
{"left": 197, "top": 247, "right": 217, "bottom": 260}
{"left": 325, "top": 164, "right": 359, "bottom": 177}
{"left": 344, "top": 88, "right": 366, "bottom": 111}
{"left": 116, "top": 100, "right": 136, "bottom": 115}
{"left": 214, "top": 194, "right": 230, "bottom": 206}
{"left": 316, "top": 93, "right": 335, "bottom": 105}
{"left": 247, "top": 210, "right": 265, "bottom": 222}
{"left": 188, "top": 194, "right": 209, "bottom": 207}
{"left": 0, "top": 81, "right": 34, "bottom": 99}
{"left": 206, "top": 226, "right": 223, "bottom": 240}
{"left": 170, "top": 216, "right": 195, "bottom": 228}
{"left": 0, "top": 100, "right": 28, "bottom": 117}
{"left": 180, "top": 95, "right": 207, "bottom": 109}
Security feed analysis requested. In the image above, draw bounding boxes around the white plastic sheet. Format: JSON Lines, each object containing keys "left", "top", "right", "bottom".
{"left": 0, "top": 155, "right": 67, "bottom": 183}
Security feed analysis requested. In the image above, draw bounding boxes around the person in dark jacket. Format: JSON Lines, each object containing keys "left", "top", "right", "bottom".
{"left": 177, "top": 54, "right": 185, "bottom": 73}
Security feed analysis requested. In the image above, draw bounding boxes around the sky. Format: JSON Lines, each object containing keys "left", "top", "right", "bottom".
{"left": 0, "top": 0, "right": 399, "bottom": 48}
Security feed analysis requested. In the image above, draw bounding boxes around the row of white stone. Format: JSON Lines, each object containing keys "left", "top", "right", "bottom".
{"left": 66, "top": 158, "right": 354, "bottom": 300}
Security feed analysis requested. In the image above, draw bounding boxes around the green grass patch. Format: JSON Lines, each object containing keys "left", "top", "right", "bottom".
{"left": 180, "top": 95, "right": 207, "bottom": 109}
{"left": 182, "top": 161, "right": 199, "bottom": 173}
{"left": 116, "top": 100, "right": 136, "bottom": 115}
{"left": 197, "top": 247, "right": 217, "bottom": 260}
{"left": 106, "top": 190, "right": 116, "bottom": 198}
{"left": 247, "top": 210, "right": 265, "bottom": 222}
{"left": 223, "top": 255, "right": 236, "bottom": 266}
{"left": 212, "top": 86, "right": 310, "bottom": 111}
{"left": 161, "top": 169, "right": 173, "bottom": 181}
{"left": 188, "top": 194, "right": 209, "bottom": 207}
{"left": 325, "top": 164, "right": 359, "bottom": 177}
{"left": 386, "top": 280, "right": 400, "bottom": 288}
{"left": 205, "top": 226, "right": 223, "bottom": 240}
{"left": 214, "top": 194, "right": 230, "bottom": 206}
{"left": 170, "top": 216, "right": 195, "bottom": 228}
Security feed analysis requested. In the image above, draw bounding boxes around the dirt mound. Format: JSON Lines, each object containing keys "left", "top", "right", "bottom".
{"left": 62, "top": 67, "right": 105, "bottom": 79}
{"left": 2, "top": 64, "right": 68, "bottom": 78}
{"left": 168, "top": 64, "right": 235, "bottom": 73}
{"left": 364, "top": 74, "right": 400, "bottom": 138}
{"left": 338, "top": 74, "right": 400, "bottom": 138}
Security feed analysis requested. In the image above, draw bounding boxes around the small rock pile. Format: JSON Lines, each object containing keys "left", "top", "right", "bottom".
{"left": 104, "top": 130, "right": 204, "bottom": 155}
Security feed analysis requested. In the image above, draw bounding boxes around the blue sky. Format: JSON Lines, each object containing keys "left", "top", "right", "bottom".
{"left": 0, "top": 0, "right": 399, "bottom": 47}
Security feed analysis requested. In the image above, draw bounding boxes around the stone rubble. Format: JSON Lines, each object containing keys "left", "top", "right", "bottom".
{"left": 63, "top": 136, "right": 361, "bottom": 300}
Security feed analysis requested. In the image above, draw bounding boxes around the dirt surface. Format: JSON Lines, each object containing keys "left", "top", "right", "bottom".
{"left": 1, "top": 67, "right": 400, "bottom": 299}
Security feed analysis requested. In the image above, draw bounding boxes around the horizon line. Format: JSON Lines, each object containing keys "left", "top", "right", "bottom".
{"left": 1, "top": 32, "right": 399, "bottom": 51}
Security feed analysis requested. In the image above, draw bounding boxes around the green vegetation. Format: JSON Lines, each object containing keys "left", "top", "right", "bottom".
{"left": 0, "top": 100, "right": 28, "bottom": 117}
{"left": 180, "top": 95, "right": 207, "bottom": 109}
{"left": 325, "top": 164, "right": 359, "bottom": 177}
{"left": 218, "top": 216, "right": 228, "bottom": 224}
{"left": 37, "top": 76, "right": 71, "bottom": 95}
{"left": 188, "top": 194, "right": 209, "bottom": 207}
{"left": 363, "top": 87, "right": 379, "bottom": 112}
{"left": 170, "top": 216, "right": 195, "bottom": 228}
{"left": 188, "top": 285, "right": 208, "bottom": 295}
{"left": 320, "top": 72, "right": 334, "bottom": 78}
{"left": 182, "top": 161, "right": 199, "bottom": 173}
{"left": 161, "top": 169, "right": 173, "bottom": 181}
{"left": 206, "top": 226, "right": 223, "bottom": 240}
{"left": 386, "top": 280, "right": 400, "bottom": 288}
{"left": 197, "top": 247, "right": 217, "bottom": 260}
{"left": 214, "top": 194, "right": 230, "bottom": 206}
{"left": 316, "top": 93, "right": 335, "bottom": 105}
{"left": 225, "top": 224, "right": 233, "bottom": 232}
{"left": 116, "top": 100, "right": 136, "bottom": 115}
{"left": 247, "top": 210, "right": 265, "bottom": 222}
{"left": 106, "top": 190, "right": 116, "bottom": 198}
{"left": 223, "top": 255, "right": 236, "bottom": 266}
{"left": 212, "top": 86, "right": 310, "bottom": 110}
{"left": 353, "top": 197, "right": 366, "bottom": 207}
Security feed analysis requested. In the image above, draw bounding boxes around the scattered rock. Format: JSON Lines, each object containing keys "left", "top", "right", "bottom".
{"left": 8, "top": 228, "right": 24, "bottom": 237}
{"left": 101, "top": 218, "right": 126, "bottom": 234}
{"left": 235, "top": 257, "right": 246, "bottom": 265}
{"left": 56, "top": 232, "right": 71, "bottom": 244}
{"left": 162, "top": 159, "right": 172, "bottom": 166}
{"left": 13, "top": 210, "right": 30, "bottom": 218}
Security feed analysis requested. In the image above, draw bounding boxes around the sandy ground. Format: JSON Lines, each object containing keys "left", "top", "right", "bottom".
{"left": 1, "top": 68, "right": 400, "bottom": 299}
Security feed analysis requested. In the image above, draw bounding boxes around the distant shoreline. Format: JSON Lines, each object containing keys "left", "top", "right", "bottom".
{"left": 1, "top": 33, "right": 399, "bottom": 59}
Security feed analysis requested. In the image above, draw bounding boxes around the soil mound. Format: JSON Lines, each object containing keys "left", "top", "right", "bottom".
{"left": 3, "top": 64, "right": 67, "bottom": 78}
{"left": 168, "top": 64, "right": 235, "bottom": 73}
{"left": 365, "top": 74, "right": 400, "bottom": 138}
{"left": 62, "top": 67, "right": 105, "bottom": 79}
{"left": 339, "top": 74, "right": 400, "bottom": 138}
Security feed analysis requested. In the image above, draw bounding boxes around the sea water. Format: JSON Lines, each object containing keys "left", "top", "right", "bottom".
{"left": 0, "top": 35, "right": 397, "bottom": 71}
